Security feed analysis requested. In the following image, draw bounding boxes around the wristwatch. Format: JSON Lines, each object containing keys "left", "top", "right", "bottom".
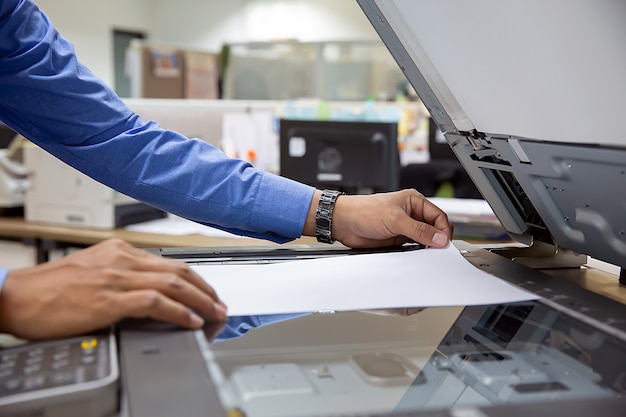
{"left": 315, "top": 189, "right": 344, "bottom": 244}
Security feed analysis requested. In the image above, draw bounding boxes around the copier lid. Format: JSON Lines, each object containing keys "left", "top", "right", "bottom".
{"left": 359, "top": 0, "right": 626, "bottom": 269}
{"left": 363, "top": 0, "right": 626, "bottom": 146}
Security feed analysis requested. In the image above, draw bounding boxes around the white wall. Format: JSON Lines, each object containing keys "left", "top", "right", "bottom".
{"left": 33, "top": 0, "right": 378, "bottom": 87}
{"left": 35, "top": 0, "right": 157, "bottom": 86}
{"left": 152, "top": 0, "right": 378, "bottom": 51}
{"left": 243, "top": 0, "right": 377, "bottom": 42}
{"left": 151, "top": 0, "right": 249, "bottom": 51}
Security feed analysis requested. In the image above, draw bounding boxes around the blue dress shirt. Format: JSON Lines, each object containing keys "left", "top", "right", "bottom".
{"left": 0, "top": 1, "right": 316, "bottom": 289}
{"left": 215, "top": 313, "right": 309, "bottom": 342}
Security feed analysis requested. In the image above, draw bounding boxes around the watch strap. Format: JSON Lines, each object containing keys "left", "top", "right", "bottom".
{"left": 315, "top": 189, "right": 344, "bottom": 244}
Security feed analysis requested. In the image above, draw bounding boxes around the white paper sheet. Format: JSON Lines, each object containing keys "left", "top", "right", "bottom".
{"left": 192, "top": 244, "right": 537, "bottom": 316}
{"left": 428, "top": 197, "right": 496, "bottom": 217}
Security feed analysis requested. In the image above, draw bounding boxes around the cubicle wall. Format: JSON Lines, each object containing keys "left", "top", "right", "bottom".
{"left": 223, "top": 41, "right": 408, "bottom": 102}
{"left": 123, "top": 99, "right": 424, "bottom": 174}
{"left": 123, "top": 99, "right": 278, "bottom": 147}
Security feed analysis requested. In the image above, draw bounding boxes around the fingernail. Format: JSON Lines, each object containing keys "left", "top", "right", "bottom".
{"left": 432, "top": 232, "right": 448, "bottom": 247}
{"left": 189, "top": 313, "right": 204, "bottom": 328}
{"left": 215, "top": 302, "right": 228, "bottom": 318}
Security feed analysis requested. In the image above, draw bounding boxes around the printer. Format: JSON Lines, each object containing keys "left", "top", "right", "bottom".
{"left": 1, "top": 1, "right": 626, "bottom": 417}
{"left": 23, "top": 143, "right": 165, "bottom": 229}
{"left": 0, "top": 127, "right": 28, "bottom": 214}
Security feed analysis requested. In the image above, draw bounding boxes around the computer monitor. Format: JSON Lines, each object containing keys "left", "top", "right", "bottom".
{"left": 428, "top": 117, "right": 456, "bottom": 161}
{"left": 279, "top": 119, "right": 400, "bottom": 194}
{"left": 0, "top": 123, "right": 17, "bottom": 148}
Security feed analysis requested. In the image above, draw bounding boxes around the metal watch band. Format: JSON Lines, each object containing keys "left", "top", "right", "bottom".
{"left": 315, "top": 189, "right": 344, "bottom": 244}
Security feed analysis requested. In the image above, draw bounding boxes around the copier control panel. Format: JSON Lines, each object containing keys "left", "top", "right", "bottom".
{"left": 0, "top": 328, "right": 118, "bottom": 417}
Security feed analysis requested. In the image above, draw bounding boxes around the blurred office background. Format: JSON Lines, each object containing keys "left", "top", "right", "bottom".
{"left": 0, "top": 0, "right": 487, "bottom": 269}
{"left": 32, "top": 0, "right": 467, "bottom": 179}
{"left": 35, "top": 0, "right": 383, "bottom": 95}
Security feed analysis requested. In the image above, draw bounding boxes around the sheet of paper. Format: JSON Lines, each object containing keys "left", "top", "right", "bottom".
{"left": 192, "top": 244, "right": 537, "bottom": 316}
{"left": 428, "top": 197, "right": 496, "bottom": 217}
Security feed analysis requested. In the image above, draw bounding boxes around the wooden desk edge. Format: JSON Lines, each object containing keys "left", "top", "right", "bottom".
{"left": 0, "top": 217, "right": 317, "bottom": 249}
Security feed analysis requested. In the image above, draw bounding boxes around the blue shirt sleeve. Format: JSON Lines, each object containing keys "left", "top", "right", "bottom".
{"left": 215, "top": 313, "right": 310, "bottom": 343}
{"left": 0, "top": 0, "right": 315, "bottom": 245}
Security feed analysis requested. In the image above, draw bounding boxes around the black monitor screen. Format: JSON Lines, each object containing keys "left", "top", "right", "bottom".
{"left": 0, "top": 123, "right": 17, "bottom": 148}
{"left": 428, "top": 117, "right": 456, "bottom": 160}
{"left": 279, "top": 119, "right": 400, "bottom": 194}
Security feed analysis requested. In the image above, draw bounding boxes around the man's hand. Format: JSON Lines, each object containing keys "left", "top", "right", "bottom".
{"left": 0, "top": 239, "right": 227, "bottom": 340}
{"left": 305, "top": 189, "right": 453, "bottom": 249}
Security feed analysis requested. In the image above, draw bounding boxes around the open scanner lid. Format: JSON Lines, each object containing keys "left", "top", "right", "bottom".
{"left": 358, "top": 0, "right": 626, "bottom": 269}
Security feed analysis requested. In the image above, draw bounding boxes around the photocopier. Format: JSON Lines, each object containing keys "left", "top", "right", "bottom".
{"left": 1, "top": 1, "right": 626, "bottom": 416}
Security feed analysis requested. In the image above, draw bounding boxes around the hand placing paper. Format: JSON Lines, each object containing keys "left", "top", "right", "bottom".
{"left": 191, "top": 244, "right": 536, "bottom": 317}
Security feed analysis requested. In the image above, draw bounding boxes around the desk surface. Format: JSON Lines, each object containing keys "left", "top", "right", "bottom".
{"left": 2, "top": 216, "right": 624, "bottom": 306}
{"left": 0, "top": 216, "right": 317, "bottom": 249}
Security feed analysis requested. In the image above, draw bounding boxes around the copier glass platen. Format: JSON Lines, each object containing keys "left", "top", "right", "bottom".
{"left": 193, "top": 300, "right": 626, "bottom": 417}
{"left": 3, "top": 282, "right": 626, "bottom": 417}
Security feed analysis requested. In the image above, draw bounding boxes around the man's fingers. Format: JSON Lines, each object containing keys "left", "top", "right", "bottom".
{"left": 105, "top": 270, "right": 227, "bottom": 321}
{"left": 91, "top": 240, "right": 228, "bottom": 319}
{"left": 391, "top": 211, "right": 449, "bottom": 248}
{"left": 122, "top": 247, "right": 226, "bottom": 306}
{"left": 405, "top": 194, "right": 453, "bottom": 246}
{"left": 114, "top": 289, "right": 208, "bottom": 330}
{"left": 161, "top": 260, "right": 226, "bottom": 306}
{"left": 111, "top": 244, "right": 225, "bottom": 305}
{"left": 409, "top": 193, "right": 452, "bottom": 232}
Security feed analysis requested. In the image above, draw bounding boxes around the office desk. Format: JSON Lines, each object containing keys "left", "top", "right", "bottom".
{"left": 2, "top": 216, "right": 623, "bottom": 306}
{"left": 0, "top": 217, "right": 317, "bottom": 264}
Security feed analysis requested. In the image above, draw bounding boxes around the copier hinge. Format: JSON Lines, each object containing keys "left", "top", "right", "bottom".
{"left": 461, "top": 129, "right": 498, "bottom": 159}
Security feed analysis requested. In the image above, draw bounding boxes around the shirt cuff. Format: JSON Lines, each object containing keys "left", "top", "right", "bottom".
{"left": 248, "top": 172, "right": 316, "bottom": 240}
{"left": 0, "top": 268, "right": 8, "bottom": 293}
